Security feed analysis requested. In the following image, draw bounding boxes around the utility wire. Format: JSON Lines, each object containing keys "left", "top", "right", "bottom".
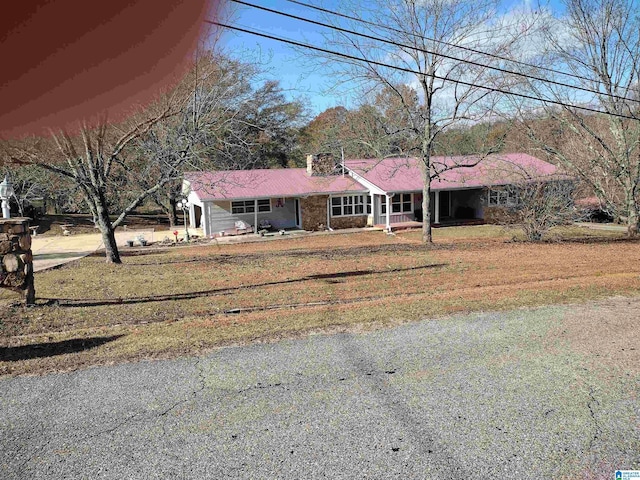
{"left": 285, "top": 0, "right": 598, "bottom": 86}
{"left": 210, "top": 20, "right": 638, "bottom": 121}
{"left": 232, "top": 0, "right": 639, "bottom": 106}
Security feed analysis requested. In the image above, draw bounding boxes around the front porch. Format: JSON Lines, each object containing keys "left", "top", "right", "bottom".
{"left": 372, "top": 188, "right": 485, "bottom": 231}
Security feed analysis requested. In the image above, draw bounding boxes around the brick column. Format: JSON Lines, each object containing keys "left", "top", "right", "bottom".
{"left": 0, "top": 218, "right": 35, "bottom": 305}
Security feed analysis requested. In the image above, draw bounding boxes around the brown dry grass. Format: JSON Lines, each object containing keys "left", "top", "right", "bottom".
{"left": 1, "top": 225, "right": 638, "bottom": 376}
{"left": 547, "top": 296, "right": 640, "bottom": 377}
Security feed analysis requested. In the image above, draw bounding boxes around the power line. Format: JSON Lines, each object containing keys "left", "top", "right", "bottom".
{"left": 210, "top": 20, "right": 638, "bottom": 121}
{"left": 232, "top": 0, "right": 639, "bottom": 106}
{"left": 285, "top": 0, "right": 598, "bottom": 86}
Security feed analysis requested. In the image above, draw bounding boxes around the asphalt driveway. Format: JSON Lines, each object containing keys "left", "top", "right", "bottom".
{"left": 1, "top": 299, "right": 639, "bottom": 479}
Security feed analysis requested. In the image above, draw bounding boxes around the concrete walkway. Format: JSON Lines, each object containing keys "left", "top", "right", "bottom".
{"left": 31, "top": 228, "right": 161, "bottom": 272}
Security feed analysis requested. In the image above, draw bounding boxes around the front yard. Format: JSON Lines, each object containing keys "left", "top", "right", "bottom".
{"left": 1, "top": 225, "right": 639, "bottom": 376}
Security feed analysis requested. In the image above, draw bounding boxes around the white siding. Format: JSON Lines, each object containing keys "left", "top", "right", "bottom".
{"left": 208, "top": 201, "right": 238, "bottom": 234}
{"left": 234, "top": 198, "right": 297, "bottom": 230}
{"left": 204, "top": 198, "right": 298, "bottom": 235}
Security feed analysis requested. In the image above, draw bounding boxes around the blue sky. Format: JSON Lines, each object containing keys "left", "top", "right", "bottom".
{"left": 219, "top": 0, "right": 347, "bottom": 115}
{"left": 218, "top": 0, "right": 565, "bottom": 117}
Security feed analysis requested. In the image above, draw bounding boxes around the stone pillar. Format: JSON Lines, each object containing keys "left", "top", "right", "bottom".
{"left": 0, "top": 218, "right": 35, "bottom": 305}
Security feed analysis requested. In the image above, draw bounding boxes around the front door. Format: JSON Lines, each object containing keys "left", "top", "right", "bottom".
{"left": 439, "top": 191, "right": 451, "bottom": 219}
{"left": 377, "top": 195, "right": 387, "bottom": 225}
{"left": 193, "top": 205, "right": 202, "bottom": 228}
{"left": 294, "top": 198, "right": 301, "bottom": 228}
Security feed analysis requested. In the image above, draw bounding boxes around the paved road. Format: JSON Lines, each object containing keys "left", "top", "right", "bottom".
{"left": 1, "top": 303, "right": 639, "bottom": 479}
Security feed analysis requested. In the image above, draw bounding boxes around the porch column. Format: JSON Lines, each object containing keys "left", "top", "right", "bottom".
{"left": 202, "top": 203, "right": 209, "bottom": 236}
{"left": 254, "top": 199, "right": 258, "bottom": 230}
{"left": 189, "top": 203, "right": 196, "bottom": 229}
{"left": 434, "top": 191, "right": 440, "bottom": 224}
{"left": 385, "top": 194, "right": 391, "bottom": 232}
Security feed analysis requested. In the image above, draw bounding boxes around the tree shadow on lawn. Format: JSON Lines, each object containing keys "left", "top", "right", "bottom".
{"left": 39, "top": 263, "right": 447, "bottom": 308}
{"left": 505, "top": 234, "right": 639, "bottom": 245}
{"left": 86, "top": 250, "right": 168, "bottom": 260}
{"left": 124, "top": 243, "right": 435, "bottom": 267}
{"left": 0, "top": 335, "right": 124, "bottom": 361}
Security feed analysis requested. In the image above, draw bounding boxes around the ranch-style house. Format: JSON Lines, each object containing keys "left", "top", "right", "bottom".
{"left": 182, "top": 153, "right": 564, "bottom": 236}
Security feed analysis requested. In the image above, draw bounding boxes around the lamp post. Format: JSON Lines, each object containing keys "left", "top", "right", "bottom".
{"left": 0, "top": 175, "right": 14, "bottom": 219}
{"left": 177, "top": 199, "right": 190, "bottom": 242}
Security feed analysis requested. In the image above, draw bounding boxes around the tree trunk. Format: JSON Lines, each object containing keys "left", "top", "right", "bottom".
{"left": 101, "top": 227, "right": 120, "bottom": 264}
{"left": 168, "top": 196, "right": 178, "bottom": 227}
{"left": 94, "top": 203, "right": 121, "bottom": 264}
{"left": 421, "top": 162, "right": 432, "bottom": 244}
{"left": 626, "top": 190, "right": 639, "bottom": 237}
{"left": 421, "top": 118, "right": 433, "bottom": 244}
{"left": 24, "top": 263, "right": 35, "bottom": 305}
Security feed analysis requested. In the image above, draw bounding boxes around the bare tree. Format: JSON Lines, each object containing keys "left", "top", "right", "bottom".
{"left": 3, "top": 70, "right": 203, "bottom": 263}
{"left": 51, "top": 112, "right": 180, "bottom": 263}
{"left": 512, "top": 0, "right": 640, "bottom": 236}
{"left": 3, "top": 166, "right": 47, "bottom": 218}
{"left": 492, "top": 179, "right": 579, "bottom": 241}
{"left": 138, "top": 52, "right": 307, "bottom": 225}
{"left": 306, "top": 0, "right": 530, "bottom": 242}
{"left": 131, "top": 52, "right": 256, "bottom": 227}
{"left": 3, "top": 45, "right": 307, "bottom": 262}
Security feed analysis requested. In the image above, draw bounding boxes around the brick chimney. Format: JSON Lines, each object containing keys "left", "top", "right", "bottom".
{"left": 306, "top": 153, "right": 336, "bottom": 176}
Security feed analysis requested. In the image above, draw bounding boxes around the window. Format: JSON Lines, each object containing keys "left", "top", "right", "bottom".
{"left": 231, "top": 199, "right": 272, "bottom": 214}
{"left": 366, "top": 195, "right": 372, "bottom": 215}
{"left": 331, "top": 197, "right": 342, "bottom": 217}
{"left": 257, "top": 199, "right": 271, "bottom": 213}
{"left": 232, "top": 200, "right": 254, "bottom": 214}
{"left": 391, "top": 193, "right": 412, "bottom": 213}
{"left": 488, "top": 188, "right": 519, "bottom": 206}
{"left": 331, "top": 195, "right": 365, "bottom": 217}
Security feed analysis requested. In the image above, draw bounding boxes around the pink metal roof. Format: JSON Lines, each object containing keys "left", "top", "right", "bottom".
{"left": 345, "top": 153, "right": 565, "bottom": 193}
{"left": 185, "top": 168, "right": 367, "bottom": 201}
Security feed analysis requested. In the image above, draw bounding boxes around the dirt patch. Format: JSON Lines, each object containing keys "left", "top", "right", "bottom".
{"left": 547, "top": 296, "right": 640, "bottom": 376}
